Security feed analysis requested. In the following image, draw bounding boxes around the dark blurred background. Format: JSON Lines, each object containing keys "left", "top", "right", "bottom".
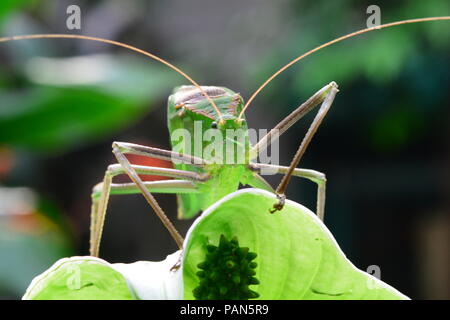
{"left": 0, "top": 0, "right": 449, "bottom": 299}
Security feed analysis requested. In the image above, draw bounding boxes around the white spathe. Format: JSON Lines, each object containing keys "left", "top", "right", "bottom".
{"left": 112, "top": 250, "right": 183, "bottom": 300}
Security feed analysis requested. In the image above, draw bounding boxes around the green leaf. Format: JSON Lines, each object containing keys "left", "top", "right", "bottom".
{"left": 183, "top": 188, "right": 408, "bottom": 300}
{"left": 22, "top": 257, "right": 135, "bottom": 300}
{"left": 0, "top": 87, "right": 142, "bottom": 151}
{"left": 0, "top": 0, "right": 35, "bottom": 22}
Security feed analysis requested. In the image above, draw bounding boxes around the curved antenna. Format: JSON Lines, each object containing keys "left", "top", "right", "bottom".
{"left": 238, "top": 16, "right": 450, "bottom": 120}
{"left": 0, "top": 34, "right": 224, "bottom": 122}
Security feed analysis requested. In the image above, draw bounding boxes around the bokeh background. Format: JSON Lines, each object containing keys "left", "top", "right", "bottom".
{"left": 0, "top": 0, "right": 449, "bottom": 299}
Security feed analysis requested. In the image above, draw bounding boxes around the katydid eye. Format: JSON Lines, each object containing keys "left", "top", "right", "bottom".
{"left": 211, "top": 122, "right": 218, "bottom": 129}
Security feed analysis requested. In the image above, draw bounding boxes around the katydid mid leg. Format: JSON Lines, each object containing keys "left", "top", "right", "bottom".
{"left": 249, "top": 163, "right": 326, "bottom": 220}
{"left": 93, "top": 178, "right": 200, "bottom": 198}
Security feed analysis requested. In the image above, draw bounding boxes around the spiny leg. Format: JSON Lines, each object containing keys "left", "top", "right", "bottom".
{"left": 249, "top": 163, "right": 326, "bottom": 220}
{"left": 90, "top": 161, "right": 209, "bottom": 257}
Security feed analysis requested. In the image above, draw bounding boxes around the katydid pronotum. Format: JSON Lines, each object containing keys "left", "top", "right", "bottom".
{"left": 1, "top": 17, "right": 449, "bottom": 259}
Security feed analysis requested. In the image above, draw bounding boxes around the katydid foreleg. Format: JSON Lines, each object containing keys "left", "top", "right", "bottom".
{"left": 93, "top": 180, "right": 199, "bottom": 198}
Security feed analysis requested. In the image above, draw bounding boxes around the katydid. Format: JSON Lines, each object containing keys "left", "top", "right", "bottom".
{"left": 1, "top": 17, "right": 449, "bottom": 259}
{"left": 89, "top": 82, "right": 337, "bottom": 256}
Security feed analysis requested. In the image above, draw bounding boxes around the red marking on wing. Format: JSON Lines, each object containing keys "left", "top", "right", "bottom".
{"left": 125, "top": 153, "right": 173, "bottom": 182}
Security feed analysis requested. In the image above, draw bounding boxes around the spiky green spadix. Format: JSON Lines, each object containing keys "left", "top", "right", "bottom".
{"left": 192, "top": 235, "right": 259, "bottom": 300}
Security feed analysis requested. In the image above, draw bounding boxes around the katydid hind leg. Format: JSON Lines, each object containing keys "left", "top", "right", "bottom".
{"left": 112, "top": 146, "right": 184, "bottom": 249}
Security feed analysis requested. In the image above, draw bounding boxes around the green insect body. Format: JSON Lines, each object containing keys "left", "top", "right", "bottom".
{"left": 168, "top": 86, "right": 262, "bottom": 219}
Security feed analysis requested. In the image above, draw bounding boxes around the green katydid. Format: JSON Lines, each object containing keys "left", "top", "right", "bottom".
{"left": 2, "top": 17, "right": 449, "bottom": 261}
{"left": 90, "top": 79, "right": 337, "bottom": 257}
{"left": 86, "top": 81, "right": 336, "bottom": 257}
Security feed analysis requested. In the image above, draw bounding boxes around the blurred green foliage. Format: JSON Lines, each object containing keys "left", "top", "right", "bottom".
{"left": 248, "top": 0, "right": 450, "bottom": 152}
{"left": 0, "top": 55, "right": 177, "bottom": 152}
{"left": 0, "top": 0, "right": 180, "bottom": 299}
{"left": 0, "top": 0, "right": 35, "bottom": 22}
{"left": 0, "top": 190, "right": 72, "bottom": 297}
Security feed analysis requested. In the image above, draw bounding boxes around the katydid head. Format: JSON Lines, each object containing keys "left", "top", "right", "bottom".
{"left": 168, "top": 85, "right": 248, "bottom": 133}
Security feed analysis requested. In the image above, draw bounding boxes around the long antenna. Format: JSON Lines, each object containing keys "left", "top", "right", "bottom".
{"left": 0, "top": 34, "right": 224, "bottom": 122}
{"left": 238, "top": 16, "right": 450, "bottom": 120}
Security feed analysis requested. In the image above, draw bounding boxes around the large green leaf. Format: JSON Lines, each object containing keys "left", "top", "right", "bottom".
{"left": 0, "top": 87, "right": 135, "bottom": 151}
{"left": 183, "top": 188, "right": 408, "bottom": 300}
